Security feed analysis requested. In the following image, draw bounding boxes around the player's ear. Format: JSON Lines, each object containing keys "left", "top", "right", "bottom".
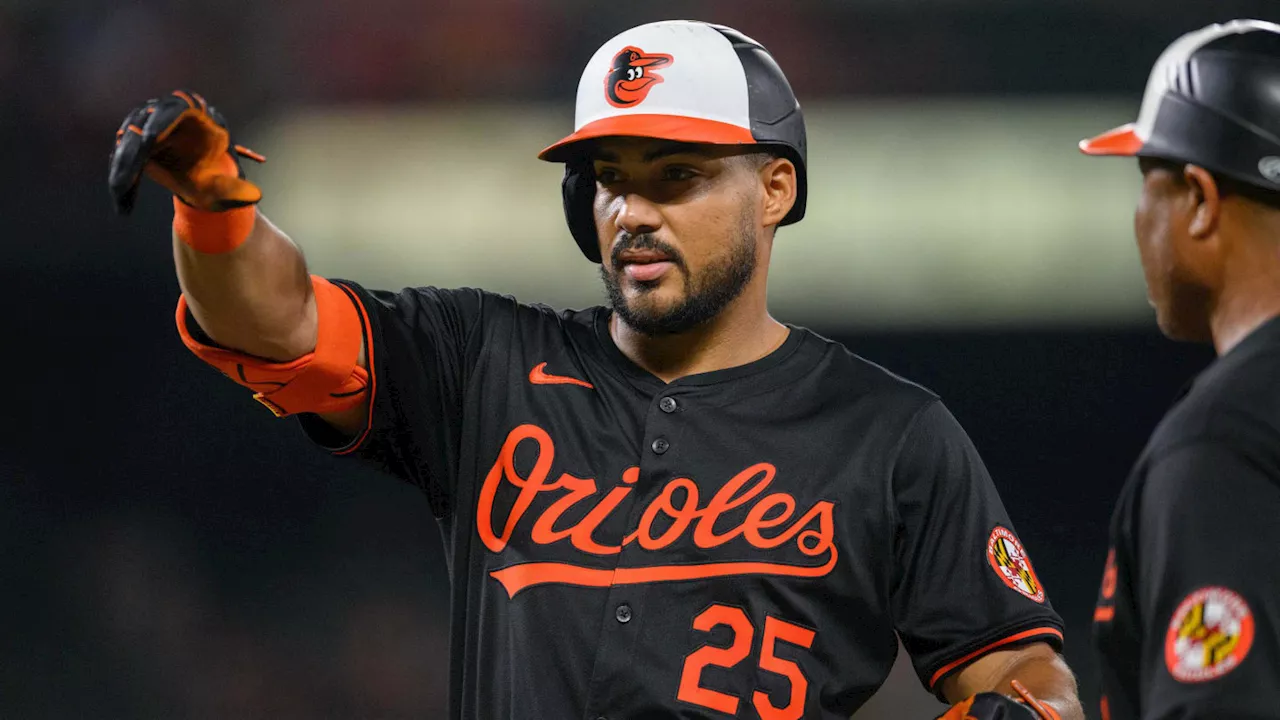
{"left": 759, "top": 156, "right": 797, "bottom": 228}
{"left": 1184, "top": 165, "right": 1221, "bottom": 240}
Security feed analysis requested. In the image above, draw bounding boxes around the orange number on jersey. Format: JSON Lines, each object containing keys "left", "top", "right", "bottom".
{"left": 753, "top": 616, "right": 817, "bottom": 720}
{"left": 677, "top": 604, "right": 816, "bottom": 718}
{"left": 677, "top": 605, "right": 754, "bottom": 715}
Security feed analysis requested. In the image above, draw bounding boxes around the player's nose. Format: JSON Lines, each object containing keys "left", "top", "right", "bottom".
{"left": 613, "top": 191, "right": 663, "bottom": 237}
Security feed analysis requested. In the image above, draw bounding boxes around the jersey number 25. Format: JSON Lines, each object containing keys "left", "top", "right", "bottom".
{"left": 677, "top": 604, "right": 817, "bottom": 719}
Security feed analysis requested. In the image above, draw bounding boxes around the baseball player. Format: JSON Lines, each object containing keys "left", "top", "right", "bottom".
{"left": 108, "top": 20, "right": 1083, "bottom": 720}
{"left": 1079, "top": 18, "right": 1280, "bottom": 720}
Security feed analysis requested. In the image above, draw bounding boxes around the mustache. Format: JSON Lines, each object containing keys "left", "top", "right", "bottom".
{"left": 610, "top": 233, "right": 685, "bottom": 269}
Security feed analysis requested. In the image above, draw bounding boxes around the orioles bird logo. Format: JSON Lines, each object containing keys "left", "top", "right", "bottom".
{"left": 605, "top": 46, "right": 674, "bottom": 108}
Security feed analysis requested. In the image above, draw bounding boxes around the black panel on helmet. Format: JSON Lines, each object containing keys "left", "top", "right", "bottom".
{"left": 708, "top": 24, "right": 808, "bottom": 225}
{"left": 562, "top": 162, "right": 601, "bottom": 263}
{"left": 1146, "top": 29, "right": 1280, "bottom": 192}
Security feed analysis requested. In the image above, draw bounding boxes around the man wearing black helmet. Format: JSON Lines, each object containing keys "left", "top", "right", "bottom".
{"left": 1080, "top": 17, "right": 1280, "bottom": 720}
{"left": 108, "top": 19, "right": 1083, "bottom": 720}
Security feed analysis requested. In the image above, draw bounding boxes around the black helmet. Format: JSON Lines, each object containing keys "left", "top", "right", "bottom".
{"left": 1080, "top": 19, "right": 1280, "bottom": 193}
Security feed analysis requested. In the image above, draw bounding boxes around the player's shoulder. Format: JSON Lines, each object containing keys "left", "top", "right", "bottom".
{"left": 795, "top": 325, "right": 940, "bottom": 413}
{"left": 1130, "top": 335, "right": 1280, "bottom": 520}
{"left": 1148, "top": 337, "right": 1280, "bottom": 459}
{"left": 332, "top": 279, "right": 599, "bottom": 331}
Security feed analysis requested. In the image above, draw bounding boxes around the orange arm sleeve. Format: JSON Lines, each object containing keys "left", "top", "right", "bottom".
{"left": 175, "top": 275, "right": 370, "bottom": 417}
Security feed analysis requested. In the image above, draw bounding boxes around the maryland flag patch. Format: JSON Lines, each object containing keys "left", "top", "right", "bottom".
{"left": 1165, "top": 586, "right": 1255, "bottom": 683}
{"left": 986, "top": 526, "right": 1046, "bottom": 603}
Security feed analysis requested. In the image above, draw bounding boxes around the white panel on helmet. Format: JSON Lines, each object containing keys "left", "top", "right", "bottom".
{"left": 572, "top": 20, "right": 752, "bottom": 133}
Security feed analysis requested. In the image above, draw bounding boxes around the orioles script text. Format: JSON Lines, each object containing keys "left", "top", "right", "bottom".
{"left": 478, "top": 424, "right": 838, "bottom": 597}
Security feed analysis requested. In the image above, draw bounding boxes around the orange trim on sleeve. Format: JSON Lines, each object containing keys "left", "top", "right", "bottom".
{"left": 332, "top": 281, "right": 377, "bottom": 455}
{"left": 928, "top": 627, "right": 1065, "bottom": 689}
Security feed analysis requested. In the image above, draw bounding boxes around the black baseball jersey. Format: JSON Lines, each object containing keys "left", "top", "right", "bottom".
{"left": 1093, "top": 316, "right": 1280, "bottom": 720}
{"left": 298, "top": 280, "right": 1065, "bottom": 719}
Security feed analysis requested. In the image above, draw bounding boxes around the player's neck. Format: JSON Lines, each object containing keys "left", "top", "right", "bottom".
{"left": 1210, "top": 215, "right": 1280, "bottom": 355}
{"left": 610, "top": 289, "right": 789, "bottom": 384}
{"left": 1210, "top": 276, "right": 1280, "bottom": 356}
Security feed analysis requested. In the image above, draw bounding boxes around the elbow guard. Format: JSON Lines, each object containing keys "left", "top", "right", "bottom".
{"left": 175, "top": 276, "right": 370, "bottom": 418}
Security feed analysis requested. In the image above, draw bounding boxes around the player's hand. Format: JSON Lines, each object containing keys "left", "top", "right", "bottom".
{"left": 108, "top": 89, "right": 266, "bottom": 215}
{"left": 934, "top": 685, "right": 1059, "bottom": 720}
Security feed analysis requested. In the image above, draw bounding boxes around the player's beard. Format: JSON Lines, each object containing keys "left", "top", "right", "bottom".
{"left": 601, "top": 209, "right": 757, "bottom": 336}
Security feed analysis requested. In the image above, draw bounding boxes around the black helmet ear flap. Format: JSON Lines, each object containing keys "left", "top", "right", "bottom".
{"left": 562, "top": 162, "right": 601, "bottom": 263}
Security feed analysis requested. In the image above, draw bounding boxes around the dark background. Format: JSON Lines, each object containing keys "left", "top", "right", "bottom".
{"left": 5, "top": 2, "right": 1259, "bottom": 718}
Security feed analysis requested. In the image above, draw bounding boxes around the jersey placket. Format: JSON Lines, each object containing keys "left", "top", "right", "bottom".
{"left": 581, "top": 388, "right": 688, "bottom": 720}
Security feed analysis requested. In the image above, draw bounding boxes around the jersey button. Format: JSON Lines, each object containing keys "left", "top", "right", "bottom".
{"left": 659, "top": 396, "right": 678, "bottom": 413}
{"left": 651, "top": 438, "right": 669, "bottom": 454}
{"left": 615, "top": 604, "right": 633, "bottom": 623}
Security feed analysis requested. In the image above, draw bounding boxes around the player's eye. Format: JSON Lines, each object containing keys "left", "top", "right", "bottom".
{"left": 661, "top": 166, "right": 697, "bottom": 182}
{"left": 595, "top": 167, "right": 622, "bottom": 184}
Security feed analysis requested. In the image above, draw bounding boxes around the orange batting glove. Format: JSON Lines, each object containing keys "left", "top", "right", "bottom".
{"left": 108, "top": 89, "right": 265, "bottom": 215}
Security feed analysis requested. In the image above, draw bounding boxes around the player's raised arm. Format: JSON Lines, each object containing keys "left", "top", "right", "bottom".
{"left": 108, "top": 90, "right": 369, "bottom": 436}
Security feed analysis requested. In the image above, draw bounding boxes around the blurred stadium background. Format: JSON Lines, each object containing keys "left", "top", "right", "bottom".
{"left": 8, "top": 1, "right": 1274, "bottom": 717}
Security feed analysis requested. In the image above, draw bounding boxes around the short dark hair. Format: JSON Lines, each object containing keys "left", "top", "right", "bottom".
{"left": 729, "top": 147, "right": 780, "bottom": 170}
{"left": 1139, "top": 155, "right": 1280, "bottom": 211}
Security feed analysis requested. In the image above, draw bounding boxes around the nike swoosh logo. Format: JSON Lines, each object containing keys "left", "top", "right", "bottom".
{"left": 529, "top": 362, "right": 594, "bottom": 389}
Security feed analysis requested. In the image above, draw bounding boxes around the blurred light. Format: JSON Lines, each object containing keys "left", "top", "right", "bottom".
{"left": 249, "top": 100, "right": 1146, "bottom": 327}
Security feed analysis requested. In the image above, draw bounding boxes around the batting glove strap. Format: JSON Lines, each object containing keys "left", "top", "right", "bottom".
{"left": 935, "top": 692, "right": 1057, "bottom": 720}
